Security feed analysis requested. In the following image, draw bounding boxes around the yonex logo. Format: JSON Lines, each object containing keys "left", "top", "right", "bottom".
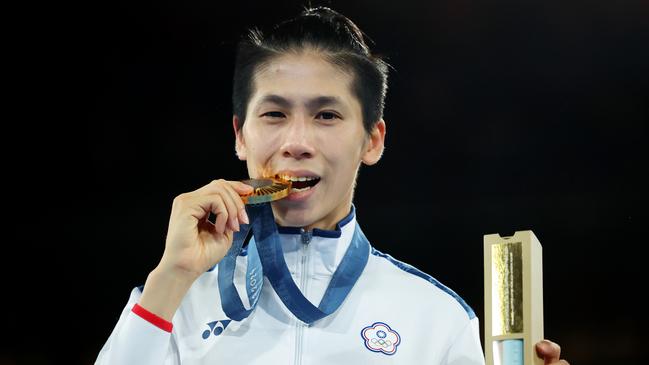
{"left": 361, "top": 322, "right": 401, "bottom": 355}
{"left": 202, "top": 320, "right": 232, "bottom": 339}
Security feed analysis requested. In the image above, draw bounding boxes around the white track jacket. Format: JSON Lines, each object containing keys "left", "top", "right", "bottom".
{"left": 96, "top": 209, "right": 485, "bottom": 364}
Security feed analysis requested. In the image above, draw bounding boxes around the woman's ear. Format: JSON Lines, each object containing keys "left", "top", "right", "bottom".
{"left": 233, "top": 115, "right": 247, "bottom": 161}
{"left": 361, "top": 119, "right": 386, "bottom": 166}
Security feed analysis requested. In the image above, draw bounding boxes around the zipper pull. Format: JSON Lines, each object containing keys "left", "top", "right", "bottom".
{"left": 299, "top": 228, "right": 312, "bottom": 245}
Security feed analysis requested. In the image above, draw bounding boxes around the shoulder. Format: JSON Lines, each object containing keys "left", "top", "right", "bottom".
{"left": 366, "top": 246, "right": 476, "bottom": 321}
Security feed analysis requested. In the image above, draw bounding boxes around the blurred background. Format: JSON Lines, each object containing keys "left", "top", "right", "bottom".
{"left": 6, "top": 0, "right": 647, "bottom": 364}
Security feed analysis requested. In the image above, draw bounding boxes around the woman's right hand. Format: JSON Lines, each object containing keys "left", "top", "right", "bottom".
{"left": 159, "top": 179, "right": 253, "bottom": 281}
{"left": 138, "top": 179, "right": 253, "bottom": 321}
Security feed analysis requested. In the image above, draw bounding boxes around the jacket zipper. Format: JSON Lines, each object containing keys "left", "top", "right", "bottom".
{"left": 294, "top": 228, "right": 312, "bottom": 365}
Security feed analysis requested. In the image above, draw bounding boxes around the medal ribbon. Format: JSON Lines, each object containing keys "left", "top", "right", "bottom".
{"left": 218, "top": 203, "right": 369, "bottom": 324}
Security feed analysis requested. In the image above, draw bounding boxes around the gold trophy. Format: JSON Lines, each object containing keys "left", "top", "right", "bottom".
{"left": 484, "top": 231, "right": 544, "bottom": 365}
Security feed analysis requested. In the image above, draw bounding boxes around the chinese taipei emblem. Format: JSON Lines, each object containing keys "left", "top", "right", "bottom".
{"left": 361, "top": 322, "right": 401, "bottom": 355}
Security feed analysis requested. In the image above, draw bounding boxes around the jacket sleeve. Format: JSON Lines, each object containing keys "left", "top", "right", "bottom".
{"left": 443, "top": 317, "right": 486, "bottom": 365}
{"left": 95, "top": 287, "right": 179, "bottom": 365}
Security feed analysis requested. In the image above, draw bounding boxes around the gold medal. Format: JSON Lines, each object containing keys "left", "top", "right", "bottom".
{"left": 239, "top": 176, "right": 292, "bottom": 205}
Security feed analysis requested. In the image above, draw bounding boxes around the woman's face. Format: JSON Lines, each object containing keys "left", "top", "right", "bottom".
{"left": 234, "top": 51, "right": 385, "bottom": 230}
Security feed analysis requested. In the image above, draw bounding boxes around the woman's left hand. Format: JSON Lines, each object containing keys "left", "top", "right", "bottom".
{"left": 535, "top": 339, "right": 570, "bottom": 365}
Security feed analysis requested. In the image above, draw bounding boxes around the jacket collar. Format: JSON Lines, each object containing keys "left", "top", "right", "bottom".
{"left": 277, "top": 206, "right": 356, "bottom": 275}
{"left": 276, "top": 205, "right": 356, "bottom": 238}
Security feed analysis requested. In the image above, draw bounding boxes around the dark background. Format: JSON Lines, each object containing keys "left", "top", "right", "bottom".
{"left": 7, "top": 0, "right": 647, "bottom": 364}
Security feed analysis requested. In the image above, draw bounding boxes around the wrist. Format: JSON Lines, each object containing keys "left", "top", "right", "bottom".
{"left": 153, "top": 261, "right": 201, "bottom": 285}
{"left": 138, "top": 267, "right": 196, "bottom": 321}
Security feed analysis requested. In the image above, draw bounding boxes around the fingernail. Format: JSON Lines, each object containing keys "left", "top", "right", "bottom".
{"left": 240, "top": 208, "right": 249, "bottom": 224}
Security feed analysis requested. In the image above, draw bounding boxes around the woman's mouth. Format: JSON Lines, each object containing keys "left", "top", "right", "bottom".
{"left": 276, "top": 174, "right": 321, "bottom": 195}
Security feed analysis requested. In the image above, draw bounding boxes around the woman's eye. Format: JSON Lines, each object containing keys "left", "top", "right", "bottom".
{"left": 316, "top": 112, "right": 339, "bottom": 120}
{"left": 262, "top": 111, "right": 285, "bottom": 118}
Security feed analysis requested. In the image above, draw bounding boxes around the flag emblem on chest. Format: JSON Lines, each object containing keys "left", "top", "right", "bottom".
{"left": 361, "top": 322, "right": 401, "bottom": 355}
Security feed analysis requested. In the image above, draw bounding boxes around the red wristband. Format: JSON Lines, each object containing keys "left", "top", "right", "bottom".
{"left": 132, "top": 303, "right": 173, "bottom": 332}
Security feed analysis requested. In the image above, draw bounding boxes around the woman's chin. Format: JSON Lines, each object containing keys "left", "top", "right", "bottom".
{"left": 271, "top": 204, "right": 316, "bottom": 228}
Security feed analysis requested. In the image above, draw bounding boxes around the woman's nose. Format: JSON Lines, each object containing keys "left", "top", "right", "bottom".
{"left": 279, "top": 117, "right": 316, "bottom": 160}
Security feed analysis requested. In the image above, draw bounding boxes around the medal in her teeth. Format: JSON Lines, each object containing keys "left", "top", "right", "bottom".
{"left": 239, "top": 175, "right": 320, "bottom": 204}
{"left": 239, "top": 177, "right": 292, "bottom": 205}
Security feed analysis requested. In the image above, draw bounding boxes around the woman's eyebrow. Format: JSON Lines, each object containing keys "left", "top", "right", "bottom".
{"left": 256, "top": 94, "right": 346, "bottom": 111}
{"left": 257, "top": 94, "right": 293, "bottom": 109}
{"left": 305, "top": 96, "right": 344, "bottom": 110}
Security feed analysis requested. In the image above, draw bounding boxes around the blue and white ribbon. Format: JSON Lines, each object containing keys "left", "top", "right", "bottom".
{"left": 218, "top": 203, "right": 369, "bottom": 324}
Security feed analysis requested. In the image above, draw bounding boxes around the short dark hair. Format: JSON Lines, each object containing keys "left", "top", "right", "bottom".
{"left": 232, "top": 6, "right": 389, "bottom": 134}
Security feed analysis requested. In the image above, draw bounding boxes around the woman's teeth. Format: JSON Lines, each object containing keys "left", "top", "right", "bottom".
{"left": 278, "top": 175, "right": 318, "bottom": 182}
{"left": 291, "top": 185, "right": 313, "bottom": 193}
{"left": 277, "top": 174, "right": 321, "bottom": 191}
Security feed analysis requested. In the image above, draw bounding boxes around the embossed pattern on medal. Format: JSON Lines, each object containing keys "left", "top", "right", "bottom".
{"left": 240, "top": 178, "right": 291, "bottom": 205}
{"left": 492, "top": 241, "right": 523, "bottom": 335}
